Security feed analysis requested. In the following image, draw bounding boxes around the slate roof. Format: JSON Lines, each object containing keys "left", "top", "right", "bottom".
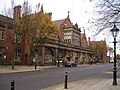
{"left": 0, "top": 14, "right": 13, "bottom": 24}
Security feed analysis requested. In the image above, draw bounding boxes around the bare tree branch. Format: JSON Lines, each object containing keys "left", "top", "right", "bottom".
{"left": 90, "top": 0, "right": 120, "bottom": 36}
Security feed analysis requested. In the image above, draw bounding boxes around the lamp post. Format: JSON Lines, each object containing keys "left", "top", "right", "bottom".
{"left": 35, "top": 49, "right": 38, "bottom": 70}
{"left": 58, "top": 35, "right": 60, "bottom": 67}
{"left": 110, "top": 23, "right": 119, "bottom": 85}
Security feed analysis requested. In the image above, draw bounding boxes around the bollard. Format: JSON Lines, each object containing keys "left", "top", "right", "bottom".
{"left": 11, "top": 80, "right": 14, "bottom": 90}
{"left": 64, "top": 72, "right": 68, "bottom": 89}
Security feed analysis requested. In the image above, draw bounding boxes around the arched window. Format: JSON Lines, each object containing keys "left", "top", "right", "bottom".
{"left": 45, "top": 49, "right": 53, "bottom": 63}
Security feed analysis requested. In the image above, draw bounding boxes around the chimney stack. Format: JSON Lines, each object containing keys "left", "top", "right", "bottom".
{"left": 13, "top": 5, "right": 21, "bottom": 20}
{"left": 88, "top": 37, "right": 91, "bottom": 46}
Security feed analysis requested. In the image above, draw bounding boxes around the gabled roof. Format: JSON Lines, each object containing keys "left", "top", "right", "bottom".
{"left": 53, "top": 19, "right": 65, "bottom": 27}
{"left": 53, "top": 11, "right": 72, "bottom": 27}
{"left": 81, "top": 33, "right": 86, "bottom": 40}
{"left": 81, "top": 33, "right": 88, "bottom": 47}
{"left": 81, "top": 29, "right": 87, "bottom": 40}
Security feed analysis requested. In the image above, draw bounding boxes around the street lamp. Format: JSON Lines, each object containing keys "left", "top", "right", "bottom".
{"left": 34, "top": 49, "right": 38, "bottom": 70}
{"left": 110, "top": 23, "right": 119, "bottom": 85}
{"left": 58, "top": 35, "right": 60, "bottom": 67}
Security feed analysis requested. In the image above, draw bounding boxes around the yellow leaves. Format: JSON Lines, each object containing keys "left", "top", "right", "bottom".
{"left": 15, "top": 6, "right": 58, "bottom": 47}
{"left": 30, "top": 12, "right": 57, "bottom": 39}
{"left": 91, "top": 41, "right": 107, "bottom": 57}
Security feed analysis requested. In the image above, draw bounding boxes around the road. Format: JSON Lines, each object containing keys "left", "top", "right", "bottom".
{"left": 0, "top": 64, "right": 120, "bottom": 90}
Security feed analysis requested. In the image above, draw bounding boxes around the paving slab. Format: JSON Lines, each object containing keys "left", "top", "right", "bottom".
{"left": 41, "top": 79, "right": 120, "bottom": 90}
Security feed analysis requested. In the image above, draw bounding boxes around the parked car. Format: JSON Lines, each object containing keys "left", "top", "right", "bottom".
{"left": 65, "top": 60, "right": 77, "bottom": 67}
{"left": 118, "top": 62, "right": 120, "bottom": 67}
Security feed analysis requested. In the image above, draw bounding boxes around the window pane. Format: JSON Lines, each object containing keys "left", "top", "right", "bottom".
{"left": 2, "top": 31, "right": 4, "bottom": 40}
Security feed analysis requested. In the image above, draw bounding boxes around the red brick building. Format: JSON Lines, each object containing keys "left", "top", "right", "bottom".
{"left": 0, "top": 5, "right": 29, "bottom": 65}
{"left": 0, "top": 5, "right": 93, "bottom": 65}
{"left": 0, "top": 14, "right": 14, "bottom": 64}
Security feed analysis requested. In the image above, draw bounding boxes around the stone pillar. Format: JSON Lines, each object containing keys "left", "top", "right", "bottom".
{"left": 41, "top": 46, "right": 45, "bottom": 65}
{"left": 55, "top": 48, "right": 58, "bottom": 65}
{"left": 85, "top": 53, "right": 89, "bottom": 64}
{"left": 80, "top": 53, "right": 85, "bottom": 64}
{"left": 72, "top": 51, "right": 75, "bottom": 60}
{"left": 79, "top": 53, "right": 82, "bottom": 64}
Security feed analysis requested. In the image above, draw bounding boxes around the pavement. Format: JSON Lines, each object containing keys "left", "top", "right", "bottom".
{"left": 0, "top": 65, "right": 56, "bottom": 74}
{"left": 41, "top": 79, "right": 120, "bottom": 90}
{"left": 0, "top": 65, "right": 120, "bottom": 90}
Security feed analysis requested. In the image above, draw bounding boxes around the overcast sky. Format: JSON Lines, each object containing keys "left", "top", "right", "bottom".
{"left": 0, "top": 0, "right": 95, "bottom": 31}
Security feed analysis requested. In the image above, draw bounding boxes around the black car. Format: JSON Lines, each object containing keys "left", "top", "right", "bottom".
{"left": 65, "top": 61, "right": 77, "bottom": 67}
{"left": 118, "top": 62, "right": 120, "bottom": 67}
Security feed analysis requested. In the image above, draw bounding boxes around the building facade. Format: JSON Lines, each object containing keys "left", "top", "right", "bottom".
{"left": 0, "top": 14, "right": 14, "bottom": 64}
{"left": 42, "top": 12, "right": 93, "bottom": 65}
{"left": 0, "top": 5, "right": 93, "bottom": 65}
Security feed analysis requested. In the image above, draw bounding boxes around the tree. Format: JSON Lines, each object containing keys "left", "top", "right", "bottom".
{"left": 2, "top": 0, "right": 58, "bottom": 67}
{"left": 91, "top": 0, "right": 120, "bottom": 35}
{"left": 19, "top": 2, "right": 58, "bottom": 65}
{"left": 90, "top": 40, "right": 107, "bottom": 63}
